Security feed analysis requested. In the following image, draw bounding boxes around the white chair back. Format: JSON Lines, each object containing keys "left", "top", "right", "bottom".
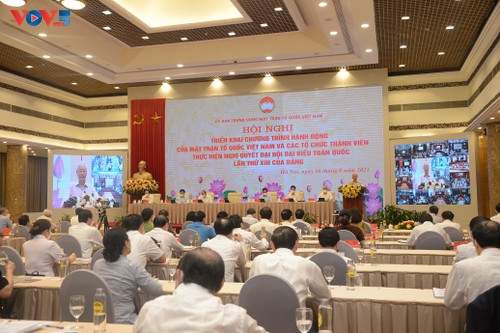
{"left": 254, "top": 230, "right": 272, "bottom": 242}
{"left": 60, "top": 269, "right": 115, "bottom": 323}
{"left": 178, "top": 229, "right": 201, "bottom": 245}
{"left": 57, "top": 234, "right": 83, "bottom": 258}
{"left": 0, "top": 246, "right": 24, "bottom": 275}
{"left": 443, "top": 227, "right": 463, "bottom": 242}
{"left": 310, "top": 251, "right": 348, "bottom": 285}
{"left": 363, "top": 222, "right": 373, "bottom": 234}
{"left": 12, "top": 225, "right": 30, "bottom": 240}
{"left": 239, "top": 274, "right": 300, "bottom": 333}
{"left": 415, "top": 231, "right": 447, "bottom": 250}
{"left": 337, "top": 241, "right": 357, "bottom": 262}
{"left": 338, "top": 229, "right": 357, "bottom": 241}
{"left": 181, "top": 221, "right": 194, "bottom": 230}
{"left": 292, "top": 221, "right": 310, "bottom": 235}
{"left": 90, "top": 248, "right": 104, "bottom": 270}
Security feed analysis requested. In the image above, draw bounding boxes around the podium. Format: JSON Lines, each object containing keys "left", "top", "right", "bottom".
{"left": 343, "top": 196, "right": 364, "bottom": 214}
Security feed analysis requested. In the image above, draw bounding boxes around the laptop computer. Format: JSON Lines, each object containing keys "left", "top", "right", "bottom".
{"left": 260, "top": 199, "right": 265, "bottom": 203}
{"left": 224, "top": 198, "right": 230, "bottom": 203}
{"left": 318, "top": 197, "right": 325, "bottom": 202}
{"left": 198, "top": 199, "right": 203, "bottom": 203}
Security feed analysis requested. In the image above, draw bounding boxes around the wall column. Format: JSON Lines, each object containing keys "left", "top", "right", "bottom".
{"left": 5, "top": 145, "right": 27, "bottom": 221}
{"left": 487, "top": 123, "right": 500, "bottom": 216}
{"left": 477, "top": 133, "right": 489, "bottom": 217}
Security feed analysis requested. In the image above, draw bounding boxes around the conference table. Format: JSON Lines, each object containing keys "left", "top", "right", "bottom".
{"left": 11, "top": 278, "right": 464, "bottom": 333}
{"left": 299, "top": 240, "right": 410, "bottom": 250}
{"left": 128, "top": 201, "right": 336, "bottom": 224}
{"left": 3, "top": 236, "right": 25, "bottom": 255}
{"left": 0, "top": 320, "right": 133, "bottom": 333}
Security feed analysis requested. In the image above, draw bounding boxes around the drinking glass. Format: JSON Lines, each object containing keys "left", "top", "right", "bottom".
{"left": 295, "top": 308, "right": 313, "bottom": 333}
{"left": 69, "top": 295, "right": 85, "bottom": 329}
{"left": 168, "top": 264, "right": 176, "bottom": 282}
{"left": 188, "top": 235, "right": 194, "bottom": 246}
{"left": 323, "top": 265, "right": 335, "bottom": 285}
{"left": 0, "top": 251, "right": 8, "bottom": 266}
{"left": 59, "top": 257, "right": 69, "bottom": 278}
{"left": 356, "top": 247, "right": 364, "bottom": 264}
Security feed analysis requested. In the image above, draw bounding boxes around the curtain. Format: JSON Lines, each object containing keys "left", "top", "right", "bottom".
{"left": 130, "top": 99, "right": 166, "bottom": 198}
{"left": 0, "top": 153, "right": 6, "bottom": 207}
{"left": 26, "top": 156, "right": 47, "bottom": 212}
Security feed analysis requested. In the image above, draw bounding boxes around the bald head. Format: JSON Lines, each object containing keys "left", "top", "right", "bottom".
{"left": 214, "top": 218, "right": 234, "bottom": 236}
{"left": 178, "top": 247, "right": 225, "bottom": 293}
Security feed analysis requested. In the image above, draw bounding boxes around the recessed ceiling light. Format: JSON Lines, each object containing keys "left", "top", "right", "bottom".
{"left": 38, "top": 33, "right": 47, "bottom": 37}
{"left": 477, "top": 127, "right": 482, "bottom": 130}
{"left": 165, "top": 76, "right": 171, "bottom": 80}
{"left": 213, "top": 78, "right": 221, "bottom": 83}
{"left": 114, "top": 86, "right": 120, "bottom": 89}
{"left": 491, "top": 117, "right": 495, "bottom": 120}
{"left": 339, "top": 67, "right": 347, "bottom": 72}
{"left": 103, "top": 26, "right": 111, "bottom": 31}
{"left": 229, "top": 71, "right": 235, "bottom": 75}
{"left": 265, "top": 73, "right": 272, "bottom": 77}
{"left": 71, "top": 82, "right": 78, "bottom": 85}
{"left": 438, "top": 51, "right": 445, "bottom": 55}
{"left": 177, "top": 64, "right": 184, "bottom": 68}
{"left": 86, "top": 72, "right": 93, "bottom": 76}
{"left": 102, "top": 10, "right": 112, "bottom": 15}
{"left": 260, "top": 23, "right": 268, "bottom": 27}
{"left": 85, "top": 54, "right": 93, "bottom": 59}
{"left": 365, "top": 48, "right": 373, "bottom": 53}
{"left": 44, "top": 147, "right": 48, "bottom": 149}
{"left": 446, "top": 25, "right": 454, "bottom": 30}
{"left": 25, "top": 65, "right": 33, "bottom": 69}
{"left": 266, "top": 56, "right": 273, "bottom": 60}
{"left": 274, "top": 7, "right": 283, "bottom": 11}
{"left": 142, "top": 36, "right": 149, "bottom": 40}
{"left": 180, "top": 37, "right": 188, "bottom": 41}
{"left": 329, "top": 31, "right": 338, "bottom": 36}
{"left": 228, "top": 32, "right": 236, "bottom": 36}
{"left": 361, "top": 23, "right": 370, "bottom": 28}
{"left": 296, "top": 66, "right": 302, "bottom": 70}
{"left": 318, "top": 2, "right": 327, "bottom": 7}
{"left": 42, "top": 55, "right": 50, "bottom": 59}
{"left": 400, "top": 45, "right": 407, "bottom": 49}
{"left": 2, "top": 141, "right": 6, "bottom": 144}
{"left": 401, "top": 16, "right": 410, "bottom": 20}
{"left": 399, "top": 64, "right": 406, "bottom": 68}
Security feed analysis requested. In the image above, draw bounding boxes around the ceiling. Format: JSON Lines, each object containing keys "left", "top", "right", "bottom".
{"left": 0, "top": 0, "right": 496, "bottom": 98}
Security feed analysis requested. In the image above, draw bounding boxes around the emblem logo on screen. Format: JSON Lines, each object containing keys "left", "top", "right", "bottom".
{"left": 259, "top": 97, "right": 275, "bottom": 114}
{"left": 11, "top": 10, "right": 71, "bottom": 27}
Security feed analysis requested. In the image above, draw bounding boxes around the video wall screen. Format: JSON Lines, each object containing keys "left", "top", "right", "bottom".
{"left": 394, "top": 138, "right": 470, "bottom": 205}
{"left": 51, "top": 153, "right": 124, "bottom": 209}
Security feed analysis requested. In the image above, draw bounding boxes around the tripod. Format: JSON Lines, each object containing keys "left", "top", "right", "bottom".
{"left": 97, "top": 207, "right": 110, "bottom": 232}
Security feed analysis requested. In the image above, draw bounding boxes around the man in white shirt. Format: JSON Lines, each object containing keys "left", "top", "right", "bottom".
{"left": 259, "top": 188, "right": 272, "bottom": 203}
{"left": 70, "top": 208, "right": 83, "bottom": 226}
{"left": 68, "top": 209, "right": 103, "bottom": 258}
{"left": 438, "top": 210, "right": 461, "bottom": 230}
{"left": 146, "top": 215, "right": 184, "bottom": 259}
{"left": 292, "top": 209, "right": 312, "bottom": 235}
{"left": 454, "top": 216, "right": 490, "bottom": 263}
{"left": 123, "top": 214, "right": 166, "bottom": 267}
{"left": 286, "top": 185, "right": 299, "bottom": 202}
{"left": 175, "top": 189, "right": 189, "bottom": 203}
{"left": 317, "top": 186, "right": 333, "bottom": 202}
{"left": 490, "top": 203, "right": 500, "bottom": 223}
{"left": 280, "top": 209, "right": 301, "bottom": 238}
{"left": 407, "top": 213, "right": 451, "bottom": 248}
{"left": 249, "top": 207, "right": 278, "bottom": 235}
{"left": 242, "top": 208, "right": 260, "bottom": 225}
{"left": 68, "top": 163, "right": 97, "bottom": 200}
{"left": 202, "top": 218, "right": 247, "bottom": 282}
{"left": 314, "top": 227, "right": 349, "bottom": 262}
{"left": 230, "top": 214, "right": 268, "bottom": 250}
{"left": 429, "top": 206, "right": 442, "bottom": 224}
{"left": 445, "top": 221, "right": 500, "bottom": 310}
{"left": 249, "top": 226, "right": 331, "bottom": 307}
{"left": 135, "top": 247, "right": 268, "bottom": 333}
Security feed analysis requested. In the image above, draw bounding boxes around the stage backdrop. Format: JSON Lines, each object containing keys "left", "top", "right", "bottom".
{"left": 164, "top": 86, "right": 385, "bottom": 216}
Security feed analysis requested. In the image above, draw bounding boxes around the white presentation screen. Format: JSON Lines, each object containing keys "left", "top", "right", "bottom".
{"left": 165, "top": 86, "right": 384, "bottom": 215}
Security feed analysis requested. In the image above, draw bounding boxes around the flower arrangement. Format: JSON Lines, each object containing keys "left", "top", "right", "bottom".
{"left": 394, "top": 220, "right": 415, "bottom": 230}
{"left": 123, "top": 178, "right": 159, "bottom": 195}
{"left": 63, "top": 194, "right": 116, "bottom": 209}
{"left": 338, "top": 184, "right": 366, "bottom": 199}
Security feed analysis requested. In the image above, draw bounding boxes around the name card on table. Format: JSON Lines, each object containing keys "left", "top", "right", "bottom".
{"left": 344, "top": 239, "right": 359, "bottom": 248}
{"left": 453, "top": 241, "right": 468, "bottom": 249}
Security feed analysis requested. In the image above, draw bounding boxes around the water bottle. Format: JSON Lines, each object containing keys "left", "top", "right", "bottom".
{"left": 318, "top": 298, "right": 333, "bottom": 333}
{"left": 93, "top": 288, "right": 106, "bottom": 333}
{"left": 370, "top": 234, "right": 377, "bottom": 265}
{"left": 346, "top": 259, "right": 356, "bottom": 290}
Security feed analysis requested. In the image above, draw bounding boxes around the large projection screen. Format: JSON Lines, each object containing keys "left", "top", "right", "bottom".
{"left": 165, "top": 86, "right": 385, "bottom": 215}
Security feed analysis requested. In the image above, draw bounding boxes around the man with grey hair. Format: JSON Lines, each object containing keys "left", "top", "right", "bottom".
{"left": 36, "top": 209, "right": 58, "bottom": 231}
{"left": 69, "top": 162, "right": 97, "bottom": 199}
{"left": 0, "top": 208, "right": 12, "bottom": 234}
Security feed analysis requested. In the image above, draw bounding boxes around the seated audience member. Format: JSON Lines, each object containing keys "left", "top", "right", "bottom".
{"left": 286, "top": 185, "right": 299, "bottom": 201}
{"left": 202, "top": 218, "right": 246, "bottom": 282}
{"left": 141, "top": 208, "right": 155, "bottom": 233}
{"left": 185, "top": 211, "right": 216, "bottom": 244}
{"left": 317, "top": 227, "right": 346, "bottom": 257}
{"left": 317, "top": 186, "right": 333, "bottom": 202}
{"left": 18, "top": 214, "right": 31, "bottom": 228}
{"left": 183, "top": 211, "right": 196, "bottom": 228}
{"left": 123, "top": 214, "right": 166, "bottom": 267}
{"left": 0, "top": 235, "right": 15, "bottom": 298}
{"left": 438, "top": 211, "right": 461, "bottom": 230}
{"left": 158, "top": 209, "right": 176, "bottom": 236}
{"left": 259, "top": 188, "right": 272, "bottom": 202}
{"left": 280, "top": 209, "right": 301, "bottom": 238}
{"left": 141, "top": 190, "right": 155, "bottom": 204}
{"left": 249, "top": 226, "right": 331, "bottom": 307}
{"left": 23, "top": 219, "right": 76, "bottom": 276}
{"left": 242, "top": 208, "right": 259, "bottom": 225}
{"left": 230, "top": 214, "right": 269, "bottom": 250}
{"left": 350, "top": 209, "right": 369, "bottom": 234}
{"left": 249, "top": 207, "right": 278, "bottom": 234}
{"left": 70, "top": 208, "right": 83, "bottom": 226}
{"left": 454, "top": 216, "right": 490, "bottom": 263}
{"left": 407, "top": 212, "right": 452, "bottom": 248}
{"left": 211, "top": 211, "right": 229, "bottom": 227}
{"left": 146, "top": 215, "right": 184, "bottom": 258}
{"left": 36, "top": 209, "right": 58, "bottom": 231}
{"left": 0, "top": 208, "right": 12, "bottom": 233}
{"left": 444, "top": 221, "right": 500, "bottom": 310}
{"left": 292, "top": 209, "right": 312, "bottom": 235}
{"left": 429, "top": 205, "right": 442, "bottom": 224}
{"left": 134, "top": 248, "right": 268, "bottom": 333}
{"left": 68, "top": 209, "right": 103, "bottom": 258}
{"left": 198, "top": 190, "right": 214, "bottom": 203}
{"left": 334, "top": 210, "right": 365, "bottom": 243}
{"left": 93, "top": 228, "right": 163, "bottom": 324}
{"left": 176, "top": 189, "right": 189, "bottom": 203}
{"left": 490, "top": 203, "right": 500, "bottom": 223}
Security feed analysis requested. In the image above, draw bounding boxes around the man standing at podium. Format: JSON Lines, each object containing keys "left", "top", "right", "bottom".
{"left": 349, "top": 173, "right": 364, "bottom": 186}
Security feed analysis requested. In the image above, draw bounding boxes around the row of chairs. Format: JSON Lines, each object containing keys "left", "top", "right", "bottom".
{"left": 11, "top": 221, "right": 72, "bottom": 241}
